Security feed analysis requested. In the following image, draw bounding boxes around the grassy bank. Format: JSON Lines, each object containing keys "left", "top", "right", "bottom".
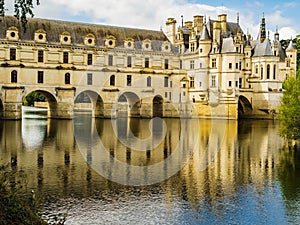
{"left": 0, "top": 165, "right": 47, "bottom": 225}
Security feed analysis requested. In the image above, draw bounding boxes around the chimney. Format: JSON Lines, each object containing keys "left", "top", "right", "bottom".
{"left": 218, "top": 14, "right": 227, "bottom": 33}
{"left": 184, "top": 21, "right": 193, "bottom": 30}
{"left": 193, "top": 15, "right": 204, "bottom": 34}
{"left": 213, "top": 21, "right": 221, "bottom": 43}
{"left": 166, "top": 18, "right": 177, "bottom": 44}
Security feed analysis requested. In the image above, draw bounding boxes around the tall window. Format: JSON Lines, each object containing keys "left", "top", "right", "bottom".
{"left": 164, "top": 76, "right": 169, "bottom": 87}
{"left": 255, "top": 65, "right": 258, "bottom": 74}
{"left": 63, "top": 52, "right": 69, "bottom": 63}
{"left": 164, "top": 59, "right": 169, "bottom": 69}
{"left": 10, "top": 48, "right": 16, "bottom": 60}
{"left": 190, "top": 77, "right": 195, "bottom": 88}
{"left": 38, "top": 50, "right": 44, "bottom": 63}
{"left": 127, "top": 56, "right": 132, "bottom": 67}
{"left": 147, "top": 76, "right": 151, "bottom": 87}
{"left": 38, "top": 71, "right": 44, "bottom": 83}
{"left": 110, "top": 75, "right": 115, "bottom": 86}
{"left": 11, "top": 70, "right": 17, "bottom": 83}
{"left": 180, "top": 60, "right": 183, "bottom": 69}
{"left": 229, "top": 63, "right": 232, "bottom": 69}
{"left": 108, "top": 55, "right": 113, "bottom": 66}
{"left": 190, "top": 43, "right": 195, "bottom": 52}
{"left": 229, "top": 81, "right": 232, "bottom": 87}
{"left": 190, "top": 60, "right": 194, "bottom": 69}
{"left": 87, "top": 73, "right": 93, "bottom": 85}
{"left": 239, "top": 78, "right": 242, "bottom": 88}
{"left": 211, "top": 75, "right": 216, "bottom": 87}
{"left": 273, "top": 65, "right": 276, "bottom": 80}
{"left": 127, "top": 75, "right": 132, "bottom": 86}
{"left": 212, "top": 59, "right": 216, "bottom": 68}
{"left": 267, "top": 64, "right": 270, "bottom": 79}
{"left": 65, "top": 73, "right": 71, "bottom": 84}
{"left": 145, "top": 57, "right": 149, "bottom": 68}
{"left": 261, "top": 66, "right": 264, "bottom": 79}
{"left": 87, "top": 53, "right": 93, "bottom": 65}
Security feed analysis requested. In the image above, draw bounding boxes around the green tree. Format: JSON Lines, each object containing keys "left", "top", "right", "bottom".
{"left": 278, "top": 76, "right": 300, "bottom": 139}
{"left": 0, "top": 0, "right": 40, "bottom": 31}
{"left": 24, "top": 92, "right": 46, "bottom": 106}
{"left": 281, "top": 35, "right": 300, "bottom": 69}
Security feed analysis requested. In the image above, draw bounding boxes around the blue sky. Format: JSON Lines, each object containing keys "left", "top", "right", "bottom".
{"left": 5, "top": 0, "right": 300, "bottom": 39}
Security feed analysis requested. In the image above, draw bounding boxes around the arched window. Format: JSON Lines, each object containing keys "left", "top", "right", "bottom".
{"left": 267, "top": 64, "right": 270, "bottom": 79}
{"left": 65, "top": 73, "right": 70, "bottom": 84}
{"left": 110, "top": 75, "right": 115, "bottom": 86}
{"left": 147, "top": 76, "right": 151, "bottom": 87}
{"left": 273, "top": 65, "right": 276, "bottom": 80}
{"left": 261, "top": 65, "right": 264, "bottom": 80}
{"left": 11, "top": 70, "right": 17, "bottom": 83}
{"left": 255, "top": 65, "right": 258, "bottom": 74}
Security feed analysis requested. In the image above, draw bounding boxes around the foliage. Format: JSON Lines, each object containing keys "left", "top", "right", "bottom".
{"left": 0, "top": 164, "right": 47, "bottom": 225}
{"left": 0, "top": 0, "right": 40, "bottom": 31}
{"left": 24, "top": 91, "right": 46, "bottom": 106}
{"left": 281, "top": 35, "right": 300, "bottom": 69}
{"left": 278, "top": 76, "right": 300, "bottom": 140}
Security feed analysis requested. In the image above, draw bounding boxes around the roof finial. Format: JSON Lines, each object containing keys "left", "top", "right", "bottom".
{"left": 237, "top": 12, "right": 240, "bottom": 25}
{"left": 181, "top": 15, "right": 183, "bottom": 27}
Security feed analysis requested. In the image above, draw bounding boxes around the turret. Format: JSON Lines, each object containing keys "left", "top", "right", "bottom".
{"left": 286, "top": 39, "right": 297, "bottom": 76}
{"left": 199, "top": 24, "right": 212, "bottom": 56}
{"left": 166, "top": 18, "right": 177, "bottom": 44}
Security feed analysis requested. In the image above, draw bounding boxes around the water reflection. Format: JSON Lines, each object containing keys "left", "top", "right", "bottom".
{"left": 0, "top": 110, "right": 299, "bottom": 224}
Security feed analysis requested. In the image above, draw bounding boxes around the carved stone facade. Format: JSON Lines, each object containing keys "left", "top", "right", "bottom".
{"left": 0, "top": 14, "right": 296, "bottom": 119}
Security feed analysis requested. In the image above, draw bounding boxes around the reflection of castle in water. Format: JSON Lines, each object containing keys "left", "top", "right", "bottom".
{"left": 0, "top": 117, "right": 284, "bottom": 201}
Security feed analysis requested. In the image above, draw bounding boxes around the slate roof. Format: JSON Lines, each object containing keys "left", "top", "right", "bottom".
{"left": 221, "top": 37, "right": 236, "bottom": 53}
{"left": 0, "top": 16, "right": 173, "bottom": 52}
{"left": 206, "top": 19, "right": 243, "bottom": 38}
{"left": 252, "top": 39, "right": 273, "bottom": 57}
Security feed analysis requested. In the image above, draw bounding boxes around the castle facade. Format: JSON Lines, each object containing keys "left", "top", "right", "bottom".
{"left": 0, "top": 14, "right": 296, "bottom": 119}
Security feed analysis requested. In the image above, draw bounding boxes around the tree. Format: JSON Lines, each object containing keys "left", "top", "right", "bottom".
{"left": 281, "top": 35, "right": 300, "bottom": 69}
{"left": 0, "top": 0, "right": 40, "bottom": 31}
{"left": 278, "top": 76, "right": 300, "bottom": 140}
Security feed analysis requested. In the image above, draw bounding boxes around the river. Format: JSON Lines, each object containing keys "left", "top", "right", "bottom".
{"left": 0, "top": 107, "right": 299, "bottom": 224}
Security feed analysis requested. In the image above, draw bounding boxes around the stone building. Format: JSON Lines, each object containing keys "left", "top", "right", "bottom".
{"left": 165, "top": 14, "right": 297, "bottom": 119}
{"left": 0, "top": 14, "right": 296, "bottom": 119}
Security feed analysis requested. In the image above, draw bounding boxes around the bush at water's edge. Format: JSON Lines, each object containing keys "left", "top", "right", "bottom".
{"left": 0, "top": 165, "right": 48, "bottom": 225}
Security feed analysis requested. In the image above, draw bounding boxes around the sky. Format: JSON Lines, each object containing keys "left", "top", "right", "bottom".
{"left": 5, "top": 0, "right": 300, "bottom": 40}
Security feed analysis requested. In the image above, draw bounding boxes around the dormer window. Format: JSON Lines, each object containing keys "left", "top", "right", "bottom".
{"left": 162, "top": 41, "right": 171, "bottom": 52}
{"left": 60, "top": 32, "right": 71, "bottom": 44}
{"left": 105, "top": 35, "right": 116, "bottom": 48}
{"left": 143, "top": 39, "right": 152, "bottom": 51}
{"left": 35, "top": 29, "right": 47, "bottom": 43}
{"left": 124, "top": 38, "right": 134, "bottom": 49}
{"left": 6, "top": 27, "right": 19, "bottom": 41}
{"left": 84, "top": 33, "right": 95, "bottom": 46}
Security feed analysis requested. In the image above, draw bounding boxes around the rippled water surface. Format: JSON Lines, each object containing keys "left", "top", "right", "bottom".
{"left": 0, "top": 107, "right": 300, "bottom": 224}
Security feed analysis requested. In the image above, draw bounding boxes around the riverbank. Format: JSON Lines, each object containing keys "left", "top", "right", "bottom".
{"left": 0, "top": 165, "right": 47, "bottom": 225}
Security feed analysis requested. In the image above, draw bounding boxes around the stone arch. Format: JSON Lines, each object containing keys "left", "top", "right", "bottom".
{"left": 238, "top": 95, "right": 253, "bottom": 118}
{"left": 75, "top": 90, "right": 104, "bottom": 118}
{"left": 23, "top": 89, "right": 58, "bottom": 118}
{"left": 153, "top": 95, "right": 164, "bottom": 117}
{"left": 117, "top": 92, "right": 141, "bottom": 117}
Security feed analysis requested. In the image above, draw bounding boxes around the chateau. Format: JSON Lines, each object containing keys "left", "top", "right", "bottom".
{"left": 0, "top": 14, "right": 297, "bottom": 119}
